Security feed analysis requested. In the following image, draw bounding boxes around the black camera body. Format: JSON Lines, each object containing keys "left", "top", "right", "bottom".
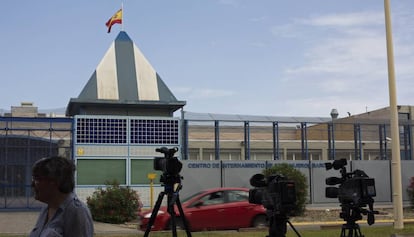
{"left": 325, "top": 159, "right": 376, "bottom": 206}
{"left": 325, "top": 158, "right": 378, "bottom": 226}
{"left": 249, "top": 174, "right": 296, "bottom": 215}
{"left": 338, "top": 176, "right": 376, "bottom": 205}
{"left": 154, "top": 147, "right": 182, "bottom": 185}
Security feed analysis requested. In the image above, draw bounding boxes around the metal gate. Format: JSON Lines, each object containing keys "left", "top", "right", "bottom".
{"left": 0, "top": 117, "right": 72, "bottom": 210}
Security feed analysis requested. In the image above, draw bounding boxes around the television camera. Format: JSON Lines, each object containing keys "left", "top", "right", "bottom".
{"left": 144, "top": 147, "right": 192, "bottom": 237}
{"left": 153, "top": 147, "right": 183, "bottom": 186}
{"left": 249, "top": 173, "right": 301, "bottom": 237}
{"left": 325, "top": 158, "right": 378, "bottom": 237}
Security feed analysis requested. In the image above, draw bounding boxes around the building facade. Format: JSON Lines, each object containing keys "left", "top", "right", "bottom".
{"left": 1, "top": 102, "right": 414, "bottom": 209}
{"left": 1, "top": 31, "right": 413, "bottom": 209}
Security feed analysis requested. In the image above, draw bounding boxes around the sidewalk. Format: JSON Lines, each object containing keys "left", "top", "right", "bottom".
{"left": 0, "top": 211, "right": 413, "bottom": 236}
{"left": 0, "top": 212, "right": 140, "bottom": 235}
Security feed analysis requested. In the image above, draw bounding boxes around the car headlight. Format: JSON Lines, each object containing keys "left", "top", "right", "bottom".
{"left": 144, "top": 210, "right": 165, "bottom": 218}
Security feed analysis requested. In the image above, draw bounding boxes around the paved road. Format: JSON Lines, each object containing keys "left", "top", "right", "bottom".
{"left": 0, "top": 212, "right": 139, "bottom": 235}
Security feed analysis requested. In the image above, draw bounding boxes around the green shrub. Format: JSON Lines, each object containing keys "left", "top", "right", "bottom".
{"left": 408, "top": 176, "right": 414, "bottom": 209}
{"left": 262, "top": 163, "right": 308, "bottom": 216}
{"left": 86, "top": 180, "right": 142, "bottom": 224}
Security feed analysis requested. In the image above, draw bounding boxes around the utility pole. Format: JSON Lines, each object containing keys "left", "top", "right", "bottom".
{"left": 384, "top": 0, "right": 404, "bottom": 229}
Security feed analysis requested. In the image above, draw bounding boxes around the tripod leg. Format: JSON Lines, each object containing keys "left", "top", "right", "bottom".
{"left": 175, "top": 194, "right": 192, "bottom": 237}
{"left": 355, "top": 224, "right": 364, "bottom": 237}
{"left": 144, "top": 192, "right": 165, "bottom": 237}
{"left": 340, "top": 223, "right": 364, "bottom": 237}
{"left": 287, "top": 220, "right": 302, "bottom": 237}
{"left": 167, "top": 193, "right": 178, "bottom": 237}
{"left": 268, "top": 215, "right": 287, "bottom": 237}
{"left": 340, "top": 227, "right": 346, "bottom": 237}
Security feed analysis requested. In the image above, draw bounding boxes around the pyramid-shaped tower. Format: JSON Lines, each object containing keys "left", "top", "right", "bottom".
{"left": 66, "top": 31, "right": 185, "bottom": 117}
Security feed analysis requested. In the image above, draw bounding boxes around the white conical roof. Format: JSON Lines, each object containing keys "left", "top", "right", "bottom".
{"left": 67, "top": 31, "right": 185, "bottom": 116}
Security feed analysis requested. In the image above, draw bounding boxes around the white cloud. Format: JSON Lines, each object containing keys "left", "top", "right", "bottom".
{"left": 268, "top": 7, "right": 414, "bottom": 116}
{"left": 288, "top": 36, "right": 387, "bottom": 77}
{"left": 303, "top": 11, "right": 384, "bottom": 27}
{"left": 279, "top": 11, "right": 390, "bottom": 79}
{"left": 173, "top": 87, "right": 236, "bottom": 99}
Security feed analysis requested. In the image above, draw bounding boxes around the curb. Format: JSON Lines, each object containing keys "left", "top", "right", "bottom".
{"left": 294, "top": 218, "right": 414, "bottom": 229}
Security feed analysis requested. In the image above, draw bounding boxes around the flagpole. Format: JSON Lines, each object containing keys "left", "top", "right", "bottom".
{"left": 121, "top": 2, "right": 124, "bottom": 31}
{"left": 384, "top": 0, "right": 404, "bottom": 229}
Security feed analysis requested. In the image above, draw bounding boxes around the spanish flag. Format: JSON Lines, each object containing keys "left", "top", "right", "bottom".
{"left": 106, "top": 9, "right": 123, "bottom": 33}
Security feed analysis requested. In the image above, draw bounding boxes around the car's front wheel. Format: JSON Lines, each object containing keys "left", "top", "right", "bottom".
{"left": 252, "top": 214, "right": 268, "bottom": 228}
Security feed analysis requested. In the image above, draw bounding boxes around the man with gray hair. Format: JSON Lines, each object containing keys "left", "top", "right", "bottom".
{"left": 29, "top": 156, "right": 94, "bottom": 237}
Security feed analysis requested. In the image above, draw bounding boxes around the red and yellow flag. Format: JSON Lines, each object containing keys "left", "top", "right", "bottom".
{"left": 105, "top": 9, "right": 123, "bottom": 33}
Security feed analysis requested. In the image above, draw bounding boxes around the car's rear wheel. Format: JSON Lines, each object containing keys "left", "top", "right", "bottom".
{"left": 252, "top": 214, "right": 268, "bottom": 228}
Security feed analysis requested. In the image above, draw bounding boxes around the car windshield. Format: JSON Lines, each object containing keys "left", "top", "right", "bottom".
{"left": 181, "top": 191, "right": 205, "bottom": 203}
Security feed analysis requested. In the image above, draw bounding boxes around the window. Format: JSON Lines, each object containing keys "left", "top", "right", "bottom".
{"left": 200, "top": 191, "right": 225, "bottom": 205}
{"left": 227, "top": 190, "right": 248, "bottom": 202}
{"left": 130, "top": 119, "right": 179, "bottom": 144}
{"left": 76, "top": 118, "right": 127, "bottom": 144}
{"left": 76, "top": 117, "right": 180, "bottom": 145}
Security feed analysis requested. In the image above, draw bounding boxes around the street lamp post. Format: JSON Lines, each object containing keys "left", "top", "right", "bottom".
{"left": 330, "top": 109, "right": 339, "bottom": 160}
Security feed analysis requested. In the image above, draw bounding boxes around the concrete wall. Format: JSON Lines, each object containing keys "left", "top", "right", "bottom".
{"left": 175, "top": 160, "right": 413, "bottom": 207}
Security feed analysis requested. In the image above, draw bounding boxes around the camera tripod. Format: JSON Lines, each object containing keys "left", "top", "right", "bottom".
{"left": 338, "top": 205, "right": 366, "bottom": 237}
{"left": 143, "top": 176, "right": 192, "bottom": 237}
{"left": 340, "top": 221, "right": 363, "bottom": 237}
{"left": 267, "top": 213, "right": 301, "bottom": 237}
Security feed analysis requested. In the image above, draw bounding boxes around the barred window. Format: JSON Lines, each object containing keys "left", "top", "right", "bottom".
{"left": 76, "top": 118, "right": 127, "bottom": 144}
{"left": 130, "top": 119, "right": 179, "bottom": 144}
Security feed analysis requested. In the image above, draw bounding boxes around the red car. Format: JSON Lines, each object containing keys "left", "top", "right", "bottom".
{"left": 139, "top": 187, "right": 267, "bottom": 232}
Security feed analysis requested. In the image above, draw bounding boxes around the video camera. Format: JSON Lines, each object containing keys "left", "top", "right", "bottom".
{"left": 154, "top": 147, "right": 182, "bottom": 184}
{"left": 145, "top": 147, "right": 192, "bottom": 237}
{"left": 249, "top": 173, "right": 301, "bottom": 237}
{"left": 325, "top": 158, "right": 378, "bottom": 226}
{"left": 249, "top": 174, "right": 296, "bottom": 215}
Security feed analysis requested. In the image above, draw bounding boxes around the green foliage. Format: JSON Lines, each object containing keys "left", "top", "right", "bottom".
{"left": 87, "top": 180, "right": 142, "bottom": 224}
{"left": 408, "top": 176, "right": 414, "bottom": 209}
{"left": 262, "top": 163, "right": 308, "bottom": 216}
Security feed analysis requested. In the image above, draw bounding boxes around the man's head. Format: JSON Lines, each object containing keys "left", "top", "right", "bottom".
{"left": 32, "top": 156, "right": 76, "bottom": 202}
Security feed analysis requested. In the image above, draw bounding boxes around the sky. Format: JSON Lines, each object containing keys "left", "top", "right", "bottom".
{"left": 1, "top": 1, "right": 414, "bottom": 118}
